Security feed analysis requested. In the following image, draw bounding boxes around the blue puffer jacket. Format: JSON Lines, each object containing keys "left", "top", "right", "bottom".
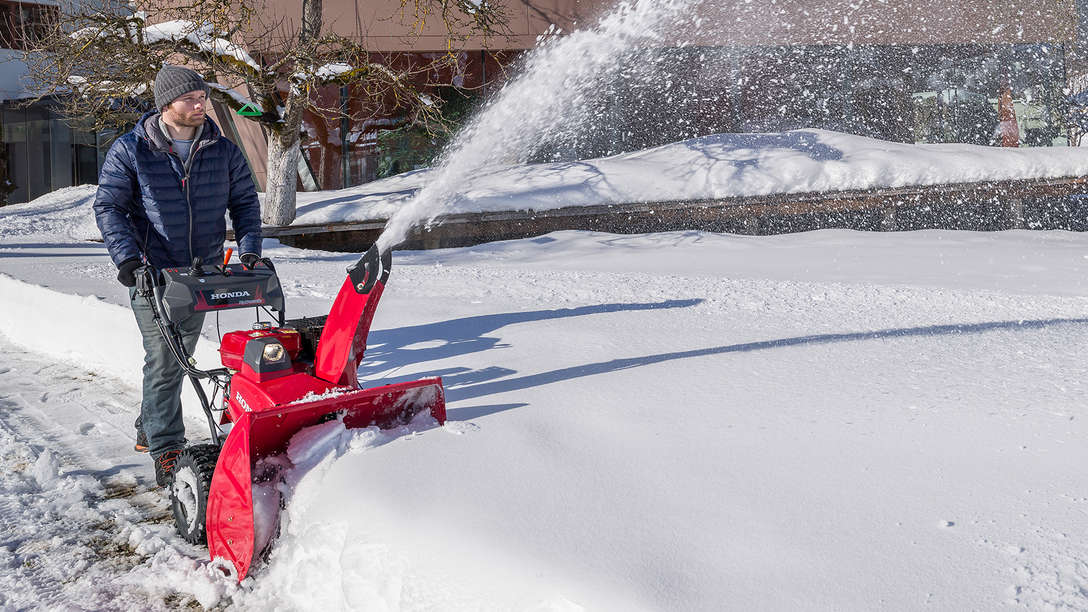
{"left": 93, "top": 111, "right": 262, "bottom": 269}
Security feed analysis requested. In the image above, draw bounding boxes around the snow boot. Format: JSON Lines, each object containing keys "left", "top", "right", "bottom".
{"left": 154, "top": 449, "right": 182, "bottom": 487}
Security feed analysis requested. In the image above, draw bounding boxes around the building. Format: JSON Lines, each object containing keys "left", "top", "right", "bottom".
{"left": 0, "top": 0, "right": 1081, "bottom": 203}
{"left": 240, "top": 0, "right": 1078, "bottom": 193}
{"left": 0, "top": 0, "right": 104, "bottom": 205}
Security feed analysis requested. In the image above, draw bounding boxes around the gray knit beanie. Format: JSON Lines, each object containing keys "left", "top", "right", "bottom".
{"left": 154, "top": 65, "right": 210, "bottom": 110}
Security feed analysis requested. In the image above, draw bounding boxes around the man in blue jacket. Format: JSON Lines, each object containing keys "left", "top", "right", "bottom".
{"left": 93, "top": 65, "right": 262, "bottom": 487}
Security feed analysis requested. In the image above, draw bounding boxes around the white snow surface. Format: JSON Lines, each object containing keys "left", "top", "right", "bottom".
{"left": 286, "top": 129, "right": 1088, "bottom": 228}
{"left": 4, "top": 183, "right": 1088, "bottom": 609}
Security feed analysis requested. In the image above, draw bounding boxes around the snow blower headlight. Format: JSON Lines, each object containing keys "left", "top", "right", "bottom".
{"left": 262, "top": 342, "right": 285, "bottom": 363}
{"left": 241, "top": 337, "right": 293, "bottom": 377}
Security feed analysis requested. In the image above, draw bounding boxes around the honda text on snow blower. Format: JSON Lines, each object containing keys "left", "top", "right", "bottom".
{"left": 134, "top": 245, "right": 445, "bottom": 580}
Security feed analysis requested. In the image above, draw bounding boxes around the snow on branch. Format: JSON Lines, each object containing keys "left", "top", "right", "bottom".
{"left": 314, "top": 62, "right": 353, "bottom": 80}
{"left": 69, "top": 15, "right": 262, "bottom": 74}
{"left": 66, "top": 75, "right": 148, "bottom": 97}
{"left": 207, "top": 82, "right": 264, "bottom": 113}
{"left": 143, "top": 20, "right": 262, "bottom": 73}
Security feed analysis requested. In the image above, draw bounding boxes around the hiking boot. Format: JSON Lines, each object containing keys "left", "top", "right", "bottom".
{"left": 134, "top": 428, "right": 149, "bottom": 453}
{"left": 154, "top": 449, "right": 182, "bottom": 487}
{"left": 134, "top": 416, "right": 148, "bottom": 453}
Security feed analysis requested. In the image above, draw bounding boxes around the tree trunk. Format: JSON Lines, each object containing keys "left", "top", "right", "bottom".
{"left": 260, "top": 0, "right": 321, "bottom": 226}
{"left": 262, "top": 132, "right": 300, "bottom": 226}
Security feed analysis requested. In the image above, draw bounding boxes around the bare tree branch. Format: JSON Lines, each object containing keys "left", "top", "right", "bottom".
{"left": 20, "top": 0, "right": 504, "bottom": 222}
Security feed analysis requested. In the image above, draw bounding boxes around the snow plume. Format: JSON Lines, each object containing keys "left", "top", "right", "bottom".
{"left": 376, "top": 0, "right": 700, "bottom": 251}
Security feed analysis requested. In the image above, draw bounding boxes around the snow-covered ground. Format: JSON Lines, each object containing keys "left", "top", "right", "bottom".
{"left": 288, "top": 130, "right": 1088, "bottom": 227}
{"left": 2, "top": 183, "right": 1088, "bottom": 610}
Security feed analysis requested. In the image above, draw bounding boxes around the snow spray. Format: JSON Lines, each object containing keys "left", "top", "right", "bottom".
{"left": 375, "top": 0, "right": 701, "bottom": 251}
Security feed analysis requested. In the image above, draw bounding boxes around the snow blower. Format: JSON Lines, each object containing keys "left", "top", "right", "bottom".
{"left": 134, "top": 245, "right": 445, "bottom": 580}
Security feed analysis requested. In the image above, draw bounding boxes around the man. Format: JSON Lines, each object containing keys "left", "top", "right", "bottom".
{"left": 93, "top": 65, "right": 262, "bottom": 487}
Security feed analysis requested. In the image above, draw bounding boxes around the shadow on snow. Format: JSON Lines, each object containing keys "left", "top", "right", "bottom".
{"left": 362, "top": 313, "right": 1088, "bottom": 421}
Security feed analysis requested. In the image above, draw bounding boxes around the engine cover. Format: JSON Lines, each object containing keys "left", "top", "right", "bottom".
{"left": 220, "top": 327, "right": 302, "bottom": 378}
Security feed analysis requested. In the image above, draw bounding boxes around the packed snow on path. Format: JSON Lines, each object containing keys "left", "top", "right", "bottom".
{"left": 0, "top": 338, "right": 242, "bottom": 610}
{"left": 3, "top": 186, "right": 1088, "bottom": 610}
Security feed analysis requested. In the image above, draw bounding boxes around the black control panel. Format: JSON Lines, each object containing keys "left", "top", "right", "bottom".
{"left": 159, "top": 263, "right": 285, "bottom": 321}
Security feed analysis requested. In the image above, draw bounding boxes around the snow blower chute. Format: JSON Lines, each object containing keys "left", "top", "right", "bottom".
{"left": 135, "top": 245, "right": 445, "bottom": 580}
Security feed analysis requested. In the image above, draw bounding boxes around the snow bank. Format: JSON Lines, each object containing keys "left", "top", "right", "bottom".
{"left": 0, "top": 185, "right": 100, "bottom": 237}
{"left": 10, "top": 131, "right": 1087, "bottom": 230}
{"left": 244, "top": 414, "right": 598, "bottom": 612}
{"left": 292, "top": 130, "right": 1088, "bottom": 227}
{"left": 0, "top": 273, "right": 220, "bottom": 412}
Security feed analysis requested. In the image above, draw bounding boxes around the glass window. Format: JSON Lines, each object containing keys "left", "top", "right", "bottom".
{"left": 3, "top": 105, "right": 28, "bottom": 204}
{"left": 905, "top": 44, "right": 1067, "bottom": 147}
{"left": 27, "top": 118, "right": 49, "bottom": 200}
{"left": 50, "top": 118, "right": 72, "bottom": 190}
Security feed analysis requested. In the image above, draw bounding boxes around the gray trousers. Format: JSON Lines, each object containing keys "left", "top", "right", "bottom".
{"left": 129, "top": 287, "right": 205, "bottom": 457}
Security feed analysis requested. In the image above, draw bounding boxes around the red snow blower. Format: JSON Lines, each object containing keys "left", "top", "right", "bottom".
{"left": 134, "top": 245, "right": 445, "bottom": 580}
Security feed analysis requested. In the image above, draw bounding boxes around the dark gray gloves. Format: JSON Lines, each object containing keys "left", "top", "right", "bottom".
{"left": 117, "top": 258, "right": 141, "bottom": 287}
{"left": 240, "top": 252, "right": 260, "bottom": 269}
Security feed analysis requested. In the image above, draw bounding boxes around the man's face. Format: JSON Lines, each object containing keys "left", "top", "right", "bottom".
{"left": 163, "top": 90, "right": 207, "bottom": 127}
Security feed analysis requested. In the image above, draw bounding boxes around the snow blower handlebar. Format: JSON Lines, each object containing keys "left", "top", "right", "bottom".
{"left": 134, "top": 264, "right": 228, "bottom": 445}
{"left": 134, "top": 258, "right": 287, "bottom": 445}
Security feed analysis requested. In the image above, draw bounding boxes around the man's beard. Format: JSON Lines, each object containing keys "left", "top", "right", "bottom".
{"left": 177, "top": 111, "right": 205, "bottom": 127}
{"left": 164, "top": 109, "right": 205, "bottom": 127}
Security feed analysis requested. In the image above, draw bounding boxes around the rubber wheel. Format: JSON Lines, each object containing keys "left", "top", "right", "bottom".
{"left": 169, "top": 444, "right": 220, "bottom": 545}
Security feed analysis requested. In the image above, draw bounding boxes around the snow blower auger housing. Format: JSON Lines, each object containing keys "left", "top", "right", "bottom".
{"left": 135, "top": 246, "right": 446, "bottom": 580}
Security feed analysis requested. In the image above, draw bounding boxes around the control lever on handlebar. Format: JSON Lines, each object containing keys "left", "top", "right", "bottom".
{"left": 219, "top": 248, "right": 234, "bottom": 276}
{"left": 190, "top": 257, "right": 204, "bottom": 277}
{"left": 135, "top": 266, "right": 156, "bottom": 297}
